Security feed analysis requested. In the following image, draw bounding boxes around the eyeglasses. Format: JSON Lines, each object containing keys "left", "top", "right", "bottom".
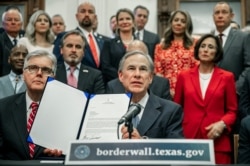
{"left": 24, "top": 65, "right": 54, "bottom": 76}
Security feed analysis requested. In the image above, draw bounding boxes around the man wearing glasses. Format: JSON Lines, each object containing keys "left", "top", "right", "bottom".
{"left": 0, "top": 50, "right": 63, "bottom": 160}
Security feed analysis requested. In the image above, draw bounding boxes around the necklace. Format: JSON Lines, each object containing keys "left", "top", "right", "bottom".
{"left": 199, "top": 72, "right": 212, "bottom": 80}
{"left": 122, "top": 37, "right": 134, "bottom": 45}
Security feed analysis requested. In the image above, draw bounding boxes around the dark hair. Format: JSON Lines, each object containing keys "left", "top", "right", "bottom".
{"left": 133, "top": 5, "right": 149, "bottom": 15}
{"left": 162, "top": 10, "right": 193, "bottom": 49}
{"left": 116, "top": 8, "right": 135, "bottom": 35}
{"left": 60, "top": 30, "right": 86, "bottom": 49}
{"left": 194, "top": 34, "right": 223, "bottom": 63}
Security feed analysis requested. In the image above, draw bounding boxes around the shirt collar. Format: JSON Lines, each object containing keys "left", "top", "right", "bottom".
{"left": 64, "top": 62, "right": 81, "bottom": 70}
{"left": 26, "top": 92, "right": 40, "bottom": 111}
{"left": 215, "top": 26, "right": 231, "bottom": 37}
{"left": 131, "top": 92, "right": 149, "bottom": 109}
{"left": 9, "top": 70, "right": 23, "bottom": 81}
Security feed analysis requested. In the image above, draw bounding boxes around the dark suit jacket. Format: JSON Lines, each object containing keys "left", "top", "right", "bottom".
{"left": 100, "top": 36, "right": 127, "bottom": 83}
{"left": 0, "top": 31, "right": 25, "bottom": 76}
{"left": 53, "top": 28, "right": 107, "bottom": 70}
{"left": 217, "top": 28, "right": 250, "bottom": 95}
{"left": 0, "top": 93, "right": 45, "bottom": 159}
{"left": 55, "top": 63, "right": 105, "bottom": 94}
{"left": 238, "top": 115, "right": 250, "bottom": 164}
{"left": 137, "top": 93, "right": 183, "bottom": 138}
{"left": 106, "top": 75, "right": 172, "bottom": 100}
{"left": 239, "top": 70, "right": 250, "bottom": 119}
{"left": 142, "top": 29, "right": 160, "bottom": 60}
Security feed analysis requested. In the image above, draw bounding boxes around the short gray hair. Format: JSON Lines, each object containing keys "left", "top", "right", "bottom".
{"left": 118, "top": 50, "right": 154, "bottom": 72}
{"left": 23, "top": 50, "right": 57, "bottom": 74}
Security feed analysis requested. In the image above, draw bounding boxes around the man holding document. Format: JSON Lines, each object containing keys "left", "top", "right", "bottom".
{"left": 117, "top": 50, "right": 184, "bottom": 139}
{"left": 0, "top": 50, "right": 62, "bottom": 160}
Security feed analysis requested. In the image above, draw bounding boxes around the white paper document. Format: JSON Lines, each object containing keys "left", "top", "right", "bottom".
{"left": 29, "top": 78, "right": 131, "bottom": 154}
{"left": 79, "top": 94, "right": 131, "bottom": 140}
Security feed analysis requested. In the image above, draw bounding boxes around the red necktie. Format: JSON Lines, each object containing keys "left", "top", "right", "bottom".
{"left": 88, "top": 34, "right": 99, "bottom": 67}
{"left": 67, "top": 66, "right": 77, "bottom": 88}
{"left": 27, "top": 102, "right": 38, "bottom": 158}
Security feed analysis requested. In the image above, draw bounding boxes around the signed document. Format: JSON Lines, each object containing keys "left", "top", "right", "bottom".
{"left": 29, "top": 78, "right": 131, "bottom": 154}
{"left": 79, "top": 94, "right": 131, "bottom": 140}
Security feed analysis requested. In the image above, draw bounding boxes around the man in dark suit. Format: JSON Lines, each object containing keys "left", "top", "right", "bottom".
{"left": 106, "top": 75, "right": 171, "bottom": 100}
{"left": 106, "top": 39, "right": 171, "bottom": 100}
{"left": 0, "top": 50, "right": 62, "bottom": 159}
{"left": 237, "top": 116, "right": 250, "bottom": 163}
{"left": 0, "top": 7, "right": 25, "bottom": 76}
{"left": 213, "top": 2, "right": 250, "bottom": 96}
{"left": 55, "top": 30, "right": 105, "bottom": 94}
{"left": 53, "top": 2, "right": 108, "bottom": 70}
{"left": 133, "top": 5, "right": 160, "bottom": 60}
{"left": 117, "top": 50, "right": 183, "bottom": 139}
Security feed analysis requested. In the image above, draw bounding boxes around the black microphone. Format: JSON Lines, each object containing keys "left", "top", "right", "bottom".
{"left": 118, "top": 103, "right": 141, "bottom": 125}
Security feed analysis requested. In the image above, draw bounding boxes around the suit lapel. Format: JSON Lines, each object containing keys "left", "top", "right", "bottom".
{"left": 190, "top": 66, "right": 203, "bottom": 100}
{"left": 223, "top": 29, "right": 235, "bottom": 56}
{"left": 56, "top": 64, "right": 67, "bottom": 84}
{"left": 115, "top": 37, "right": 126, "bottom": 51}
{"left": 203, "top": 67, "right": 222, "bottom": 104}
{"left": 3, "top": 32, "right": 14, "bottom": 51}
{"left": 137, "top": 94, "right": 161, "bottom": 135}
{"left": 12, "top": 94, "right": 30, "bottom": 156}
{"left": 77, "top": 65, "right": 89, "bottom": 91}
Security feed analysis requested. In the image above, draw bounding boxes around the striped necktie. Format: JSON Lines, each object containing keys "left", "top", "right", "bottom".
{"left": 27, "top": 102, "right": 38, "bottom": 158}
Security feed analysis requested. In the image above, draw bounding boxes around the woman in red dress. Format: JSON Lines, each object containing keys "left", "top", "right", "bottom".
{"left": 154, "top": 10, "right": 198, "bottom": 97}
{"left": 174, "top": 34, "right": 237, "bottom": 164}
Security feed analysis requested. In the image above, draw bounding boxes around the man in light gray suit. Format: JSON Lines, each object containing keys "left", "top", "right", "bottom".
{"left": 213, "top": 2, "right": 250, "bottom": 96}
{"left": 0, "top": 45, "right": 27, "bottom": 99}
{"left": 133, "top": 5, "right": 160, "bottom": 60}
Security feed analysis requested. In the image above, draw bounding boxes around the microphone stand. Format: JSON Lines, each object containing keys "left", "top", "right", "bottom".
{"left": 125, "top": 119, "right": 133, "bottom": 139}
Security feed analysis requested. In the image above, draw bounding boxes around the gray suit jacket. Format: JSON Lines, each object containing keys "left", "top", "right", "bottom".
{"left": 55, "top": 63, "right": 105, "bottom": 94}
{"left": 0, "top": 74, "right": 26, "bottom": 99}
{"left": 217, "top": 29, "right": 250, "bottom": 95}
{"left": 142, "top": 29, "right": 160, "bottom": 60}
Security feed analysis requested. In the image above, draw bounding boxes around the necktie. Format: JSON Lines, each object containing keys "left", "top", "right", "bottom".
{"left": 27, "top": 102, "right": 38, "bottom": 158}
{"left": 67, "top": 66, "right": 77, "bottom": 88}
{"left": 13, "top": 38, "right": 17, "bottom": 46}
{"left": 136, "top": 32, "right": 140, "bottom": 40}
{"left": 218, "top": 33, "right": 224, "bottom": 46}
{"left": 131, "top": 103, "right": 141, "bottom": 128}
{"left": 132, "top": 115, "right": 140, "bottom": 128}
{"left": 14, "top": 75, "right": 20, "bottom": 94}
{"left": 88, "top": 34, "right": 99, "bottom": 67}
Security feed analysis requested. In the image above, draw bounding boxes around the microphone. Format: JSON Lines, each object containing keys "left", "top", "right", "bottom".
{"left": 118, "top": 103, "right": 141, "bottom": 125}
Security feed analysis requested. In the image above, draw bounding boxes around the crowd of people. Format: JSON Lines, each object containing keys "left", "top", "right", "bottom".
{"left": 1, "top": 1, "right": 250, "bottom": 164}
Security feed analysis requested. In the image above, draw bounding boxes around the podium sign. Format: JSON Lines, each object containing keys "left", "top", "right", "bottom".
{"left": 65, "top": 139, "right": 215, "bottom": 165}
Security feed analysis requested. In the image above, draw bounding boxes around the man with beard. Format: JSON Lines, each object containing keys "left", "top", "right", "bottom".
{"left": 0, "top": 45, "right": 28, "bottom": 99}
{"left": 55, "top": 30, "right": 105, "bottom": 94}
{"left": 53, "top": 2, "right": 107, "bottom": 70}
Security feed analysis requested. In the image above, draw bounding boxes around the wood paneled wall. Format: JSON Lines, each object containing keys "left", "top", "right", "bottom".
{"left": 0, "top": 0, "right": 45, "bottom": 28}
{"left": 157, "top": 0, "right": 250, "bottom": 37}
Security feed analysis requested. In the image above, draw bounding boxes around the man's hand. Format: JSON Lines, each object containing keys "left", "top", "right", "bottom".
{"left": 121, "top": 125, "right": 142, "bottom": 139}
{"left": 43, "top": 149, "right": 62, "bottom": 157}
